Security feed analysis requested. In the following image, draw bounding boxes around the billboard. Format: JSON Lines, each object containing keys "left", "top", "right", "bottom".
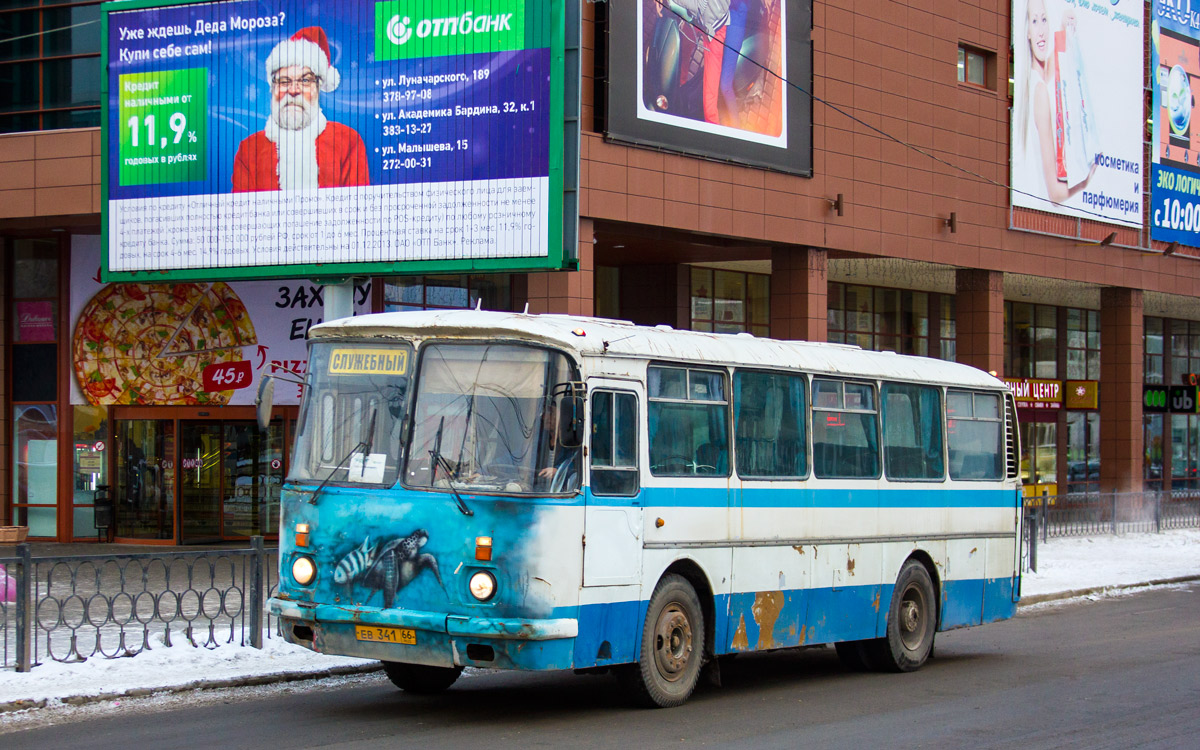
{"left": 71, "top": 236, "right": 368, "bottom": 407}
{"left": 1151, "top": 1, "right": 1200, "bottom": 245}
{"left": 101, "top": 0, "right": 574, "bottom": 281}
{"left": 1010, "top": 0, "right": 1143, "bottom": 226}
{"left": 605, "top": 0, "right": 812, "bottom": 175}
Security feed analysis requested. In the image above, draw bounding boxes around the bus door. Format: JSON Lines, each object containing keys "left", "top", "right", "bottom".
{"left": 583, "top": 381, "right": 644, "bottom": 587}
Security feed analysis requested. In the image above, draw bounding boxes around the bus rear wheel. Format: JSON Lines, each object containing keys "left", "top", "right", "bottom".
{"left": 622, "top": 574, "right": 705, "bottom": 708}
{"left": 382, "top": 661, "right": 463, "bottom": 694}
{"left": 869, "top": 559, "right": 936, "bottom": 672}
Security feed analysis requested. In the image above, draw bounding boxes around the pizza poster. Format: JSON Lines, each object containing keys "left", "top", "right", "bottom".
{"left": 1151, "top": 0, "right": 1200, "bottom": 245}
{"left": 70, "top": 236, "right": 369, "bottom": 407}
{"left": 102, "top": 0, "right": 566, "bottom": 280}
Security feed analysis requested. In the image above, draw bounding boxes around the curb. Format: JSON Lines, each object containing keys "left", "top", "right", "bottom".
{"left": 1018, "top": 574, "right": 1200, "bottom": 606}
{"left": 0, "top": 663, "right": 383, "bottom": 714}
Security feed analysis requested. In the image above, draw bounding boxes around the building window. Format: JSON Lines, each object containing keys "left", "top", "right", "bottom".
{"left": 1170, "top": 414, "right": 1200, "bottom": 490}
{"left": 827, "top": 282, "right": 955, "bottom": 360}
{"left": 1005, "top": 302, "right": 1058, "bottom": 379}
{"left": 1066, "top": 308, "right": 1100, "bottom": 380}
{"left": 382, "top": 275, "right": 512, "bottom": 312}
{"left": 1145, "top": 317, "right": 1165, "bottom": 385}
{"left": 957, "top": 45, "right": 989, "bottom": 87}
{"left": 689, "top": 268, "right": 769, "bottom": 336}
{"left": 1169, "top": 319, "right": 1200, "bottom": 384}
{"left": 1145, "top": 414, "right": 1165, "bottom": 490}
{"left": 1066, "top": 411, "right": 1099, "bottom": 494}
{"left": 0, "top": 1, "right": 102, "bottom": 133}
{"left": 9, "top": 238, "right": 60, "bottom": 536}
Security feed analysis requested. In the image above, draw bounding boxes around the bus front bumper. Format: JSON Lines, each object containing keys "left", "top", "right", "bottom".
{"left": 268, "top": 597, "right": 579, "bottom": 669}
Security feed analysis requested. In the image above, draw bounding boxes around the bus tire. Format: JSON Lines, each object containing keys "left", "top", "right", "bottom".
{"left": 623, "top": 574, "right": 705, "bottom": 708}
{"left": 382, "top": 661, "right": 463, "bottom": 694}
{"left": 870, "top": 560, "right": 936, "bottom": 672}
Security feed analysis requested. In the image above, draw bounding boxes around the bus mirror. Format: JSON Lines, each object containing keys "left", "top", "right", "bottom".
{"left": 559, "top": 395, "right": 585, "bottom": 448}
{"left": 255, "top": 375, "right": 276, "bottom": 431}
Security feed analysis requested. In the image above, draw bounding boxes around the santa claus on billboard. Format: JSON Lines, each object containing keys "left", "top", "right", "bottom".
{"left": 233, "top": 26, "right": 370, "bottom": 192}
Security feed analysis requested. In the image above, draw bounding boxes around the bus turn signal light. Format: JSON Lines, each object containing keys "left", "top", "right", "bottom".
{"left": 475, "top": 536, "right": 493, "bottom": 561}
{"left": 295, "top": 523, "right": 310, "bottom": 548}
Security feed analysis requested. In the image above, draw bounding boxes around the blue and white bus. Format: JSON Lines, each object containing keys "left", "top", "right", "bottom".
{"left": 266, "top": 310, "right": 1022, "bottom": 707}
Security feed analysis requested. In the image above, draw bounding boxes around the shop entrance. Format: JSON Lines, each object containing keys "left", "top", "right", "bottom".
{"left": 113, "top": 416, "right": 284, "bottom": 543}
{"left": 179, "top": 421, "right": 283, "bottom": 543}
{"left": 1020, "top": 419, "right": 1058, "bottom": 500}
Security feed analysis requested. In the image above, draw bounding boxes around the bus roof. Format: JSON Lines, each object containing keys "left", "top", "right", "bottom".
{"left": 311, "top": 310, "right": 1006, "bottom": 390}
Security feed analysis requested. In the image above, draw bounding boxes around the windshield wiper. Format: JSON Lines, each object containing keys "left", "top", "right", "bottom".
{"left": 307, "top": 408, "right": 378, "bottom": 505}
{"left": 429, "top": 416, "right": 473, "bottom": 516}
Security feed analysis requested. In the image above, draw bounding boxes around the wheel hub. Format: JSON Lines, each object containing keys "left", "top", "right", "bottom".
{"left": 899, "top": 584, "right": 926, "bottom": 650}
{"left": 653, "top": 603, "right": 693, "bottom": 682}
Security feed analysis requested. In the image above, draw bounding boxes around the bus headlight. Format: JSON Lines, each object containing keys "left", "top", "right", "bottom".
{"left": 292, "top": 556, "right": 317, "bottom": 586}
{"left": 468, "top": 570, "right": 497, "bottom": 601}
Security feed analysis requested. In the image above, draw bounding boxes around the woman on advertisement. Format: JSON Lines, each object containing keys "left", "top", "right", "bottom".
{"left": 1013, "top": 0, "right": 1097, "bottom": 206}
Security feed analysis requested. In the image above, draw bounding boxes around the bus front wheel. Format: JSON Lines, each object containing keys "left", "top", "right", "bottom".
{"left": 382, "top": 661, "right": 463, "bottom": 694}
{"left": 622, "top": 573, "right": 705, "bottom": 708}
{"left": 870, "top": 559, "right": 936, "bottom": 672}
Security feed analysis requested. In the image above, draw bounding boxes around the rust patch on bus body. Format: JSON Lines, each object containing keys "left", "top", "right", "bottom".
{"left": 792, "top": 545, "right": 805, "bottom": 555}
{"left": 872, "top": 590, "right": 881, "bottom": 612}
{"left": 847, "top": 558, "right": 856, "bottom": 575}
{"left": 731, "top": 614, "right": 749, "bottom": 651}
{"left": 753, "top": 591, "right": 785, "bottom": 650}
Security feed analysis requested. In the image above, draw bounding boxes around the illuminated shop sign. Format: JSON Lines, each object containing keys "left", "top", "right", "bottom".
{"left": 1005, "top": 378, "right": 1062, "bottom": 409}
{"left": 1143, "top": 385, "right": 1200, "bottom": 413}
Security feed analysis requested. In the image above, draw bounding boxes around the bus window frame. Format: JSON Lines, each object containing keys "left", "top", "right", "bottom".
{"left": 880, "top": 381, "right": 947, "bottom": 483}
{"left": 398, "top": 338, "right": 583, "bottom": 497}
{"left": 732, "top": 368, "right": 810, "bottom": 480}
{"left": 647, "top": 363, "right": 732, "bottom": 478}
{"left": 811, "top": 377, "right": 882, "bottom": 480}
{"left": 589, "top": 388, "right": 641, "bottom": 497}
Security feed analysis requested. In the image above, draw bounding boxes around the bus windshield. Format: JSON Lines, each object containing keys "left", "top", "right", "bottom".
{"left": 404, "top": 343, "right": 580, "bottom": 494}
{"left": 288, "top": 342, "right": 413, "bottom": 487}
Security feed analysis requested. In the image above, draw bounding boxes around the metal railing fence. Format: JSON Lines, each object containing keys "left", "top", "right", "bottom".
{"left": 1023, "top": 489, "right": 1200, "bottom": 572}
{"left": 1, "top": 537, "right": 277, "bottom": 672}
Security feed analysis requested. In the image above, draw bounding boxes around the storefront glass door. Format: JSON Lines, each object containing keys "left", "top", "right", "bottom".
{"left": 1020, "top": 420, "right": 1058, "bottom": 500}
{"left": 180, "top": 422, "right": 223, "bottom": 543}
{"left": 222, "top": 422, "right": 284, "bottom": 537}
{"left": 114, "top": 418, "right": 284, "bottom": 543}
{"left": 114, "top": 420, "right": 175, "bottom": 540}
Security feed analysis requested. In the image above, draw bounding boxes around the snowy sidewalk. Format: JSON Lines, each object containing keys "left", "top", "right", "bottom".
{"left": 1, "top": 529, "right": 1198, "bottom": 710}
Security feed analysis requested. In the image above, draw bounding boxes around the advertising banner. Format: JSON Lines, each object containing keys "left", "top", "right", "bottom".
{"left": 1151, "top": 1, "right": 1200, "bottom": 244}
{"left": 101, "top": 0, "right": 570, "bottom": 281}
{"left": 605, "top": 0, "right": 811, "bottom": 175}
{"left": 1010, "top": 0, "right": 1142, "bottom": 226}
{"left": 70, "top": 236, "right": 368, "bottom": 407}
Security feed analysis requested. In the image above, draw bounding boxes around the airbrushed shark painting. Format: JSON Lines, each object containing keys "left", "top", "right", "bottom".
{"left": 334, "top": 529, "right": 443, "bottom": 608}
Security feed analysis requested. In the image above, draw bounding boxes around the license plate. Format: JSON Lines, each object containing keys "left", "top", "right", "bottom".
{"left": 355, "top": 625, "right": 416, "bottom": 645}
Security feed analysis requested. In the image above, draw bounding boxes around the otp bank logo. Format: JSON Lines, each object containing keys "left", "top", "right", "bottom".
{"left": 386, "top": 15, "right": 413, "bottom": 45}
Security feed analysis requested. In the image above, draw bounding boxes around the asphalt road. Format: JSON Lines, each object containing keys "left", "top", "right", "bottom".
{"left": 5, "top": 584, "right": 1199, "bottom": 749}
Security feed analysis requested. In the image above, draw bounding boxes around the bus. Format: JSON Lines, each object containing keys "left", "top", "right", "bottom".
{"left": 265, "top": 310, "right": 1023, "bottom": 708}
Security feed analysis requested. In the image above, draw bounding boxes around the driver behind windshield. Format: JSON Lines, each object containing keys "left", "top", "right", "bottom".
{"left": 535, "top": 402, "right": 580, "bottom": 493}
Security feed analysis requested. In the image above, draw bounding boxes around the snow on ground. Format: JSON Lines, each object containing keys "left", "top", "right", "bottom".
{"left": 1, "top": 529, "right": 1197, "bottom": 709}
{"left": 1021, "top": 528, "right": 1200, "bottom": 596}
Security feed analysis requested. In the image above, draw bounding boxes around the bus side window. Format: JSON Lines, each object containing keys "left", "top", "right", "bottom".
{"left": 591, "top": 390, "right": 640, "bottom": 496}
{"left": 882, "top": 383, "right": 944, "bottom": 481}
{"left": 947, "top": 390, "right": 1003, "bottom": 480}
{"left": 648, "top": 365, "right": 730, "bottom": 477}
{"left": 812, "top": 379, "right": 880, "bottom": 479}
{"left": 734, "top": 370, "right": 807, "bottom": 478}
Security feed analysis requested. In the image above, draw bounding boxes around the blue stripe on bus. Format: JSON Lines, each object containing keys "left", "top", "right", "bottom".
{"left": 569, "top": 576, "right": 1017, "bottom": 669}
{"left": 620, "top": 486, "right": 1018, "bottom": 509}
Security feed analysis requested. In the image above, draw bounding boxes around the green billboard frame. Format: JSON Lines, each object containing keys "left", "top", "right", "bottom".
{"left": 100, "top": 0, "right": 578, "bottom": 282}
